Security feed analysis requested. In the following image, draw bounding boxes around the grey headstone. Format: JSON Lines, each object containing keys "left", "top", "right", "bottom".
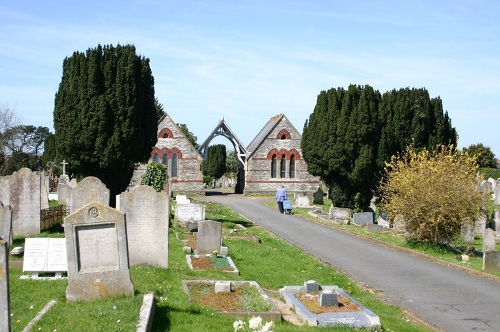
{"left": 9, "top": 168, "right": 41, "bottom": 236}
{"left": 0, "top": 202, "right": 12, "bottom": 246}
{"left": 318, "top": 289, "right": 338, "bottom": 307}
{"left": 496, "top": 187, "right": 500, "bottom": 205}
{"left": 174, "top": 203, "right": 205, "bottom": 222}
{"left": 57, "top": 183, "right": 72, "bottom": 208}
{"left": 353, "top": 212, "right": 374, "bottom": 226}
{"left": 0, "top": 177, "right": 11, "bottom": 210}
{"left": 474, "top": 214, "right": 487, "bottom": 236}
{"left": 483, "top": 251, "right": 500, "bottom": 272}
{"left": 64, "top": 202, "right": 134, "bottom": 301}
{"left": 483, "top": 228, "right": 496, "bottom": 252}
{"left": 304, "top": 280, "right": 320, "bottom": 293}
{"left": 462, "top": 221, "right": 475, "bottom": 244}
{"left": 119, "top": 185, "right": 169, "bottom": 268}
{"left": 313, "top": 188, "right": 324, "bottom": 205}
{"left": 196, "top": 220, "right": 222, "bottom": 255}
{"left": 295, "top": 192, "right": 310, "bottom": 207}
{"left": 329, "top": 206, "right": 352, "bottom": 223}
{"left": 70, "top": 177, "right": 110, "bottom": 213}
{"left": 0, "top": 239, "right": 11, "bottom": 332}
{"left": 185, "top": 221, "right": 198, "bottom": 232}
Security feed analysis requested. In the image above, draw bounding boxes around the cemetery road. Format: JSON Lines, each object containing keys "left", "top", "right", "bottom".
{"left": 199, "top": 194, "right": 500, "bottom": 332}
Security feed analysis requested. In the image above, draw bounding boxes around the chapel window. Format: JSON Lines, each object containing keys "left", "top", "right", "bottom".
{"left": 171, "top": 153, "right": 178, "bottom": 177}
{"left": 271, "top": 154, "right": 277, "bottom": 178}
{"left": 289, "top": 154, "right": 295, "bottom": 178}
{"left": 280, "top": 154, "right": 286, "bottom": 178}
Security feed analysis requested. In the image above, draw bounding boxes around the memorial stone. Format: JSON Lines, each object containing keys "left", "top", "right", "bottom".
{"left": 175, "top": 195, "right": 190, "bottom": 205}
{"left": 483, "top": 251, "right": 500, "bottom": 272}
{"left": 304, "top": 280, "right": 320, "bottom": 293}
{"left": 313, "top": 188, "right": 324, "bottom": 205}
{"left": 496, "top": 187, "right": 500, "bottom": 205}
{"left": 196, "top": 220, "right": 222, "bottom": 255}
{"left": 57, "top": 183, "right": 72, "bottom": 208}
{"left": 483, "top": 228, "right": 496, "bottom": 252}
{"left": 329, "top": 206, "right": 352, "bottom": 224}
{"left": 295, "top": 192, "right": 310, "bottom": 207}
{"left": 64, "top": 202, "right": 134, "bottom": 301}
{"left": 474, "top": 214, "right": 487, "bottom": 236}
{"left": 70, "top": 176, "right": 110, "bottom": 213}
{"left": 462, "top": 221, "right": 475, "bottom": 244}
{"left": 22, "top": 238, "right": 68, "bottom": 278}
{"left": 119, "top": 185, "right": 169, "bottom": 268}
{"left": 9, "top": 168, "right": 41, "bottom": 235}
{"left": 0, "top": 177, "right": 11, "bottom": 209}
{"left": 174, "top": 203, "right": 205, "bottom": 222}
{"left": 0, "top": 239, "right": 11, "bottom": 332}
{"left": 0, "top": 203, "right": 12, "bottom": 246}
{"left": 353, "top": 212, "right": 374, "bottom": 226}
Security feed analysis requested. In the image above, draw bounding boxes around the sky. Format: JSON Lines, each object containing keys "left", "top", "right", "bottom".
{"left": 1, "top": 0, "right": 499, "bottom": 157}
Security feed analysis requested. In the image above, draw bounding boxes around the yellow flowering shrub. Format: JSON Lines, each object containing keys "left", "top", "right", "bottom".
{"left": 378, "top": 144, "right": 488, "bottom": 245}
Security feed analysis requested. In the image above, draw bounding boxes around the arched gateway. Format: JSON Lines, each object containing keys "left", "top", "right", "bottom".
{"left": 132, "top": 113, "right": 320, "bottom": 194}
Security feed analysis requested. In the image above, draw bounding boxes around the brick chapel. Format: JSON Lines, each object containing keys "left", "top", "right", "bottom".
{"left": 136, "top": 113, "right": 320, "bottom": 194}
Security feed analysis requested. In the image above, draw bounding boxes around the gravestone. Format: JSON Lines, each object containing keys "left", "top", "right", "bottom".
{"left": 174, "top": 203, "right": 205, "bottom": 223}
{"left": 64, "top": 202, "right": 134, "bottom": 301}
{"left": 462, "top": 221, "right": 475, "bottom": 244}
{"left": 474, "top": 214, "right": 487, "bottom": 236}
{"left": 119, "top": 185, "right": 169, "bottom": 268}
{"left": 483, "top": 228, "right": 496, "bottom": 252}
{"left": 0, "top": 239, "right": 11, "bottom": 332}
{"left": 0, "top": 203, "right": 12, "bottom": 246}
{"left": 9, "top": 168, "right": 41, "bottom": 235}
{"left": 196, "top": 220, "right": 222, "bottom": 255}
{"left": 57, "top": 184, "right": 72, "bottom": 208}
{"left": 329, "top": 206, "right": 352, "bottom": 224}
{"left": 22, "top": 238, "right": 67, "bottom": 278}
{"left": 295, "top": 192, "right": 310, "bottom": 207}
{"left": 496, "top": 187, "right": 500, "bottom": 205}
{"left": 313, "top": 188, "right": 324, "bottom": 205}
{"left": 0, "top": 177, "right": 11, "bottom": 210}
{"left": 175, "top": 195, "right": 190, "bottom": 205}
{"left": 483, "top": 251, "right": 500, "bottom": 272}
{"left": 377, "top": 212, "right": 390, "bottom": 228}
{"left": 353, "top": 212, "right": 374, "bottom": 226}
{"left": 70, "top": 176, "right": 110, "bottom": 213}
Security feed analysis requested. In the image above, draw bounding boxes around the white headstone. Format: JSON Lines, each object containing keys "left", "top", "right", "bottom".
{"left": 174, "top": 203, "right": 205, "bottom": 222}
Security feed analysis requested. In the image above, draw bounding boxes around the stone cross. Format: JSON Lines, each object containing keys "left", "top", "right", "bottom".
{"left": 61, "top": 159, "right": 68, "bottom": 175}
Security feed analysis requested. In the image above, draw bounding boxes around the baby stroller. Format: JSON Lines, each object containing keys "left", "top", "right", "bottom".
{"left": 283, "top": 200, "right": 293, "bottom": 214}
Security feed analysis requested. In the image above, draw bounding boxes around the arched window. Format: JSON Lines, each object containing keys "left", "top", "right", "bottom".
{"left": 289, "top": 155, "right": 295, "bottom": 178}
{"left": 153, "top": 153, "right": 159, "bottom": 162}
{"left": 271, "top": 154, "right": 277, "bottom": 178}
{"left": 163, "top": 133, "right": 169, "bottom": 138}
{"left": 280, "top": 134, "right": 287, "bottom": 140}
{"left": 280, "top": 154, "right": 286, "bottom": 178}
{"left": 171, "top": 153, "right": 178, "bottom": 178}
{"left": 162, "top": 153, "right": 168, "bottom": 166}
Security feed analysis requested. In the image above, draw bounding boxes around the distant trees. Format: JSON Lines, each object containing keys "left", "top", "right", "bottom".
{"left": 302, "top": 85, "right": 457, "bottom": 211}
{"left": 378, "top": 144, "right": 486, "bottom": 245}
{"left": 201, "top": 144, "right": 226, "bottom": 185}
{"left": 177, "top": 123, "right": 198, "bottom": 149}
{"left": 463, "top": 143, "right": 496, "bottom": 168}
{"left": 225, "top": 151, "right": 239, "bottom": 179}
{"left": 53, "top": 44, "right": 158, "bottom": 198}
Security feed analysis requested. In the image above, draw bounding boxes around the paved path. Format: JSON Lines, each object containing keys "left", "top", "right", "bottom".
{"left": 198, "top": 194, "right": 500, "bottom": 332}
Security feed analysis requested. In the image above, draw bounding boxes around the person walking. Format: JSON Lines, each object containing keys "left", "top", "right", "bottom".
{"left": 275, "top": 185, "right": 287, "bottom": 214}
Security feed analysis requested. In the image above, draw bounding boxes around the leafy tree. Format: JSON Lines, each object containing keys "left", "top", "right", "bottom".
{"left": 141, "top": 162, "right": 168, "bottom": 192}
{"left": 0, "top": 104, "right": 21, "bottom": 153}
{"left": 303, "top": 85, "right": 457, "bottom": 211}
{"left": 54, "top": 44, "right": 157, "bottom": 200}
{"left": 155, "top": 97, "right": 165, "bottom": 121}
{"left": 225, "top": 151, "right": 239, "bottom": 179}
{"left": 177, "top": 123, "right": 198, "bottom": 149}
{"left": 2, "top": 151, "right": 33, "bottom": 175}
{"left": 201, "top": 144, "right": 226, "bottom": 183}
{"left": 463, "top": 143, "right": 496, "bottom": 168}
{"left": 378, "top": 144, "right": 487, "bottom": 245}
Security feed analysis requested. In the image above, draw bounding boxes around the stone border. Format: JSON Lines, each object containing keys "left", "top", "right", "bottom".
{"left": 182, "top": 280, "right": 282, "bottom": 322}
{"left": 280, "top": 285, "right": 381, "bottom": 329}
{"left": 186, "top": 255, "right": 240, "bottom": 275}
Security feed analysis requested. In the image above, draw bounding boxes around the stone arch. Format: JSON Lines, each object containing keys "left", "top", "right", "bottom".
{"left": 158, "top": 128, "right": 173, "bottom": 139}
{"left": 276, "top": 129, "right": 291, "bottom": 140}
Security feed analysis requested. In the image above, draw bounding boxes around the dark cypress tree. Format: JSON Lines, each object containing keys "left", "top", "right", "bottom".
{"left": 54, "top": 44, "right": 157, "bottom": 202}
{"left": 303, "top": 84, "right": 457, "bottom": 211}
{"left": 201, "top": 144, "right": 227, "bottom": 181}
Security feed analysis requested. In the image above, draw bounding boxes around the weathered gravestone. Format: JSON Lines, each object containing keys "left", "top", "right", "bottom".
{"left": 483, "top": 228, "right": 496, "bottom": 252}
{"left": 64, "top": 202, "right": 134, "bottom": 301}
{"left": 474, "top": 214, "right": 487, "bottom": 236}
{"left": 313, "top": 188, "right": 324, "bottom": 205}
{"left": 174, "top": 203, "right": 205, "bottom": 223}
{"left": 196, "top": 220, "right": 222, "bottom": 255}
{"left": 0, "top": 202, "right": 12, "bottom": 246}
{"left": 57, "top": 184, "right": 72, "bottom": 208}
{"left": 353, "top": 212, "right": 374, "bottom": 226}
{"left": 70, "top": 176, "right": 110, "bottom": 214}
{"left": 0, "top": 239, "right": 11, "bottom": 332}
{"left": 377, "top": 212, "right": 390, "bottom": 228}
{"left": 22, "top": 237, "right": 67, "bottom": 279}
{"left": 175, "top": 195, "right": 190, "bottom": 205}
{"left": 295, "top": 192, "right": 311, "bottom": 208}
{"left": 329, "top": 206, "right": 352, "bottom": 224}
{"left": 0, "top": 177, "right": 10, "bottom": 213}
{"left": 119, "top": 185, "right": 169, "bottom": 268}
{"left": 483, "top": 251, "right": 500, "bottom": 272}
{"left": 496, "top": 187, "right": 500, "bottom": 205}
{"left": 6, "top": 168, "right": 41, "bottom": 235}
{"left": 462, "top": 221, "right": 475, "bottom": 244}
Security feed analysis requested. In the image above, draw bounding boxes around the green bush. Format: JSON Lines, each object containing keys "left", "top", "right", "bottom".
{"left": 140, "top": 162, "right": 167, "bottom": 192}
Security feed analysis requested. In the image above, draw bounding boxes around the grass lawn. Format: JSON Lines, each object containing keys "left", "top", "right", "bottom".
{"left": 8, "top": 199, "right": 441, "bottom": 331}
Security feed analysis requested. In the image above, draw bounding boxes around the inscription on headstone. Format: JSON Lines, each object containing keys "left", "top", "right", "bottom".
{"left": 64, "top": 202, "right": 134, "bottom": 301}
{"left": 8, "top": 168, "right": 41, "bottom": 235}
{"left": 22, "top": 238, "right": 68, "bottom": 274}
{"left": 174, "top": 203, "right": 205, "bottom": 222}
{"left": 119, "top": 185, "right": 169, "bottom": 268}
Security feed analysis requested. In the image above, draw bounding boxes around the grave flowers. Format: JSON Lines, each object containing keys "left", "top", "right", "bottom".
{"left": 233, "top": 316, "right": 274, "bottom": 332}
